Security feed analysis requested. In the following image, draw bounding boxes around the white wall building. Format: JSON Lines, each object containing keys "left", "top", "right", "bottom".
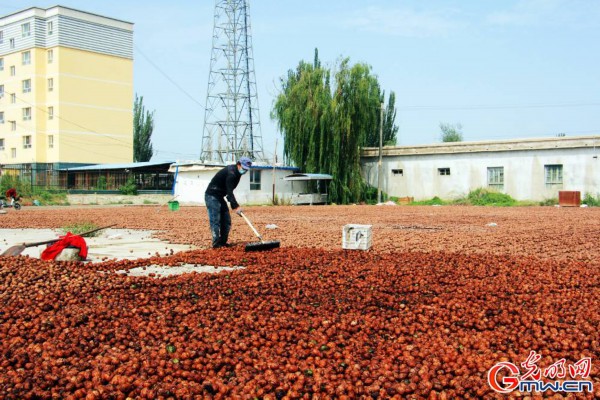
{"left": 362, "top": 136, "right": 600, "bottom": 201}
{"left": 170, "top": 162, "right": 301, "bottom": 205}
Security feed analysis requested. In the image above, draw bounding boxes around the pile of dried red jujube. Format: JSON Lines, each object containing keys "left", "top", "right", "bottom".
{"left": 1, "top": 247, "right": 598, "bottom": 399}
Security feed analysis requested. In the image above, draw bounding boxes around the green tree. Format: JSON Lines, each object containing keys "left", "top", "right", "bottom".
{"left": 364, "top": 91, "right": 399, "bottom": 147}
{"left": 272, "top": 50, "right": 393, "bottom": 204}
{"left": 133, "top": 94, "right": 155, "bottom": 162}
{"left": 440, "top": 122, "right": 463, "bottom": 142}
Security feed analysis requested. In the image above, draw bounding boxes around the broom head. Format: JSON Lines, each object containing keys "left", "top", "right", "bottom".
{"left": 244, "top": 241, "right": 280, "bottom": 252}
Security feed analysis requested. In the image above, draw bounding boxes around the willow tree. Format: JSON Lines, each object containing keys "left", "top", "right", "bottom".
{"left": 272, "top": 50, "right": 389, "bottom": 204}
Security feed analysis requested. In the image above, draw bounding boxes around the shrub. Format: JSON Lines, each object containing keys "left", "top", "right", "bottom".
{"left": 119, "top": 177, "right": 138, "bottom": 195}
{"left": 410, "top": 196, "right": 446, "bottom": 206}
{"left": 582, "top": 193, "right": 600, "bottom": 207}
{"left": 466, "top": 188, "right": 516, "bottom": 206}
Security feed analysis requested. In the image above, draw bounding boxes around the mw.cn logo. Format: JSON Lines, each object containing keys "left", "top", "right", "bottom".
{"left": 488, "top": 351, "right": 593, "bottom": 394}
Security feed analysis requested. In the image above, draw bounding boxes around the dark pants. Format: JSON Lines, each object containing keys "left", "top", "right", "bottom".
{"left": 205, "top": 193, "right": 231, "bottom": 248}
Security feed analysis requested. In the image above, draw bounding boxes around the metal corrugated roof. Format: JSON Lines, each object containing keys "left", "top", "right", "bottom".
{"left": 59, "top": 161, "right": 174, "bottom": 171}
{"left": 284, "top": 173, "right": 333, "bottom": 181}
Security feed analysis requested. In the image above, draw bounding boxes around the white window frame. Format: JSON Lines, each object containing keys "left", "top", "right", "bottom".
{"left": 10, "top": 65, "right": 16, "bottom": 76}
{"left": 0, "top": 31, "right": 3, "bottom": 44}
{"left": 47, "top": 21, "right": 54, "bottom": 35}
{"left": 9, "top": 38, "right": 15, "bottom": 49}
{"left": 10, "top": 121, "right": 16, "bottom": 131}
{"left": 47, "top": 49, "right": 54, "bottom": 64}
{"left": 250, "top": 169, "right": 261, "bottom": 190}
{"left": 11, "top": 148, "right": 16, "bottom": 158}
{"left": 10, "top": 93, "right": 16, "bottom": 104}
{"left": 23, "top": 135, "right": 32, "bottom": 149}
{"left": 0, "top": 112, "right": 4, "bottom": 124}
{"left": 487, "top": 167, "right": 504, "bottom": 190}
{"left": 391, "top": 169, "right": 404, "bottom": 176}
{"left": 438, "top": 167, "right": 451, "bottom": 176}
{"left": 0, "top": 138, "right": 4, "bottom": 151}
{"left": 0, "top": 84, "right": 4, "bottom": 97}
{"left": 22, "top": 79, "right": 31, "bottom": 93}
{"left": 48, "top": 106, "right": 54, "bottom": 120}
{"left": 48, "top": 135, "right": 54, "bottom": 149}
{"left": 22, "top": 51, "right": 31, "bottom": 65}
{"left": 23, "top": 107, "right": 32, "bottom": 121}
{"left": 0, "top": 58, "right": 3, "bottom": 71}
{"left": 48, "top": 78, "right": 54, "bottom": 92}
{"left": 545, "top": 164, "right": 563, "bottom": 185}
{"left": 22, "top": 23, "right": 31, "bottom": 37}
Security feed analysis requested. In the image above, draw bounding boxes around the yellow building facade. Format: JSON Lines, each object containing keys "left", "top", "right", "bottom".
{"left": 0, "top": 6, "right": 133, "bottom": 175}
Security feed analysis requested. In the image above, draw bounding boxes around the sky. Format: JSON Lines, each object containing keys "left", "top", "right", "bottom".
{"left": 2, "top": 0, "right": 599, "bottom": 163}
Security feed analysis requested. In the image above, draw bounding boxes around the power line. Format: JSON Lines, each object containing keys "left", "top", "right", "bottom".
{"left": 134, "top": 44, "right": 205, "bottom": 109}
{"left": 8, "top": 93, "right": 133, "bottom": 147}
{"left": 398, "top": 101, "right": 600, "bottom": 111}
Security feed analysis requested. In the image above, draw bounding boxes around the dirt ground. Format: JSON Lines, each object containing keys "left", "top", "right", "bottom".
{"left": 0, "top": 204, "right": 598, "bottom": 399}
{"left": 1, "top": 204, "right": 598, "bottom": 261}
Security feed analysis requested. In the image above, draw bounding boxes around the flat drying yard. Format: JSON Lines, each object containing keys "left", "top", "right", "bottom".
{"left": 1, "top": 205, "right": 599, "bottom": 399}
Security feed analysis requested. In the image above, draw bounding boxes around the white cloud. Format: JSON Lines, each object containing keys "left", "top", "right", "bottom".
{"left": 342, "top": 6, "right": 463, "bottom": 38}
{"left": 486, "top": 0, "right": 600, "bottom": 28}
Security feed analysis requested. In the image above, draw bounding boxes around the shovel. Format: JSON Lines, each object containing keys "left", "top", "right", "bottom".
{"left": 1, "top": 224, "right": 117, "bottom": 257}
{"left": 238, "top": 211, "right": 280, "bottom": 252}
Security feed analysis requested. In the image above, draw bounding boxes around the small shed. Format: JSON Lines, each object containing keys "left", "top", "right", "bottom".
{"left": 284, "top": 173, "right": 333, "bottom": 205}
{"left": 169, "top": 161, "right": 300, "bottom": 205}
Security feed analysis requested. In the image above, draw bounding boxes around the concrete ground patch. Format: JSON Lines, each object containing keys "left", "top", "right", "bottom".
{"left": 0, "top": 228, "right": 196, "bottom": 262}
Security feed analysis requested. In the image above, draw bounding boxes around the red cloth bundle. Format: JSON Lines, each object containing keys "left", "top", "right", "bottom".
{"left": 41, "top": 232, "right": 88, "bottom": 261}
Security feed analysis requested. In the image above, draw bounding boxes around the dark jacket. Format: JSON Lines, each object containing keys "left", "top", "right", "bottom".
{"left": 205, "top": 165, "right": 242, "bottom": 209}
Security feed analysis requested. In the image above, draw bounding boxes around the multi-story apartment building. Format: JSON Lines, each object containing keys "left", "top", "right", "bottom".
{"left": 0, "top": 6, "right": 133, "bottom": 184}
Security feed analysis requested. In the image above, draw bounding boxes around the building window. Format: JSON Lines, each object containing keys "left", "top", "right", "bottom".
{"left": 9, "top": 38, "right": 15, "bottom": 49}
{"left": 250, "top": 169, "right": 261, "bottom": 190}
{"left": 0, "top": 84, "right": 4, "bottom": 97}
{"left": 0, "top": 58, "right": 3, "bottom": 71}
{"left": 48, "top": 78, "right": 54, "bottom": 92}
{"left": 391, "top": 169, "right": 404, "bottom": 176}
{"left": 22, "top": 51, "right": 31, "bottom": 65}
{"left": 23, "top": 135, "right": 32, "bottom": 149}
{"left": 22, "top": 23, "right": 31, "bottom": 37}
{"left": 48, "top": 135, "right": 54, "bottom": 149}
{"left": 22, "top": 79, "right": 31, "bottom": 93}
{"left": 48, "top": 106, "right": 54, "bottom": 120}
{"left": 545, "top": 164, "right": 563, "bottom": 185}
{"left": 23, "top": 107, "right": 32, "bottom": 121}
{"left": 10, "top": 93, "right": 16, "bottom": 104}
{"left": 47, "top": 49, "right": 54, "bottom": 64}
{"left": 0, "top": 31, "right": 3, "bottom": 43}
{"left": 0, "top": 138, "right": 4, "bottom": 150}
{"left": 11, "top": 148, "right": 16, "bottom": 158}
{"left": 10, "top": 66, "right": 16, "bottom": 76}
{"left": 48, "top": 21, "right": 54, "bottom": 35}
{"left": 438, "top": 167, "right": 451, "bottom": 176}
{"left": 10, "top": 121, "right": 16, "bottom": 131}
{"left": 0, "top": 112, "right": 4, "bottom": 124}
{"left": 487, "top": 167, "right": 504, "bottom": 190}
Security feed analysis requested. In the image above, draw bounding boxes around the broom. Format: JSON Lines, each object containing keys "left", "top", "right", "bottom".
{"left": 238, "top": 211, "right": 280, "bottom": 252}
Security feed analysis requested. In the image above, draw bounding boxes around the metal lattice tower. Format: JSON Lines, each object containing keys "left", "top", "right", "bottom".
{"left": 201, "top": 0, "right": 264, "bottom": 163}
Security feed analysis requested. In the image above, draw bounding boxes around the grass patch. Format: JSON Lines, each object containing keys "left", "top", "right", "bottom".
{"left": 410, "top": 196, "right": 446, "bottom": 206}
{"left": 582, "top": 193, "right": 600, "bottom": 207}
{"left": 539, "top": 198, "right": 558, "bottom": 206}
{"left": 60, "top": 222, "right": 101, "bottom": 237}
{"left": 143, "top": 199, "right": 159, "bottom": 205}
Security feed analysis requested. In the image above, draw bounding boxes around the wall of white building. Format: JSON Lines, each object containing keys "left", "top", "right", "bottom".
{"left": 171, "top": 164, "right": 303, "bottom": 205}
{"left": 362, "top": 137, "right": 600, "bottom": 201}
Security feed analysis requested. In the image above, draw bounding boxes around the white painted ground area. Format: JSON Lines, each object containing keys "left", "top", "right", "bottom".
{"left": 120, "top": 264, "right": 244, "bottom": 277}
